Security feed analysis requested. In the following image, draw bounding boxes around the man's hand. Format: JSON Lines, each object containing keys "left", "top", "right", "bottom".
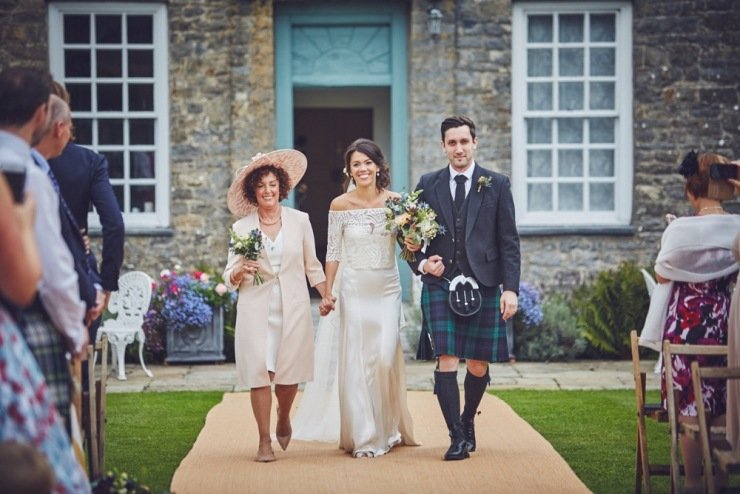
{"left": 423, "top": 255, "right": 445, "bottom": 277}
{"left": 85, "top": 289, "right": 105, "bottom": 327}
{"left": 80, "top": 229, "right": 91, "bottom": 253}
{"left": 500, "top": 290, "right": 518, "bottom": 321}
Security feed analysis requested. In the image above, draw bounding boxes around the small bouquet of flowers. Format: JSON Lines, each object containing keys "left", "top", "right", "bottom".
{"left": 229, "top": 228, "right": 265, "bottom": 285}
{"left": 385, "top": 189, "right": 443, "bottom": 262}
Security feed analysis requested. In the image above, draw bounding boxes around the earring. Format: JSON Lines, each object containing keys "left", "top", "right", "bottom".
{"left": 376, "top": 171, "right": 380, "bottom": 177}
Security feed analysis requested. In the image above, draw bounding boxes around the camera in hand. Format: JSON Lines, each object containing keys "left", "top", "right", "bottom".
{"left": 0, "top": 150, "right": 27, "bottom": 204}
{"left": 709, "top": 163, "right": 739, "bottom": 180}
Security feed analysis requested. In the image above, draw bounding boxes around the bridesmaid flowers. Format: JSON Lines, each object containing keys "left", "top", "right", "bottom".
{"left": 385, "top": 189, "right": 443, "bottom": 261}
{"left": 229, "top": 228, "right": 265, "bottom": 285}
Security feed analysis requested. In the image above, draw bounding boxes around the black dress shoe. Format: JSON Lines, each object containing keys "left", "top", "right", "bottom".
{"left": 461, "top": 417, "right": 476, "bottom": 452}
{"left": 443, "top": 424, "right": 470, "bottom": 461}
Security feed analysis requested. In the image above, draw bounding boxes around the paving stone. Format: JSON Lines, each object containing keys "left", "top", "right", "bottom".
{"left": 107, "top": 359, "right": 661, "bottom": 393}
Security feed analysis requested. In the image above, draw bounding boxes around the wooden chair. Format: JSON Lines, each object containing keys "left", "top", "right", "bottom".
{"left": 84, "top": 335, "right": 109, "bottom": 479}
{"left": 663, "top": 340, "right": 728, "bottom": 493}
{"left": 631, "top": 330, "right": 669, "bottom": 494}
{"left": 691, "top": 361, "right": 740, "bottom": 494}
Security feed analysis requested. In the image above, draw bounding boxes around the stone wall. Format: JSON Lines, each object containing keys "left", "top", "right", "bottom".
{"left": 0, "top": 0, "right": 47, "bottom": 69}
{"left": 1, "top": 0, "right": 738, "bottom": 292}
{"left": 125, "top": 0, "right": 276, "bottom": 276}
{"left": 409, "top": 0, "right": 740, "bottom": 292}
{"left": 0, "top": 0, "right": 277, "bottom": 278}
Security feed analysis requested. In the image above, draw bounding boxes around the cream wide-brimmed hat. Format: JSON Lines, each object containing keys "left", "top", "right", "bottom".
{"left": 226, "top": 149, "right": 307, "bottom": 217}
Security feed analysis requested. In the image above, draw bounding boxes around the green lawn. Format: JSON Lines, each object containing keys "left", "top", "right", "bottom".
{"left": 492, "top": 389, "right": 671, "bottom": 494}
{"left": 105, "top": 392, "right": 223, "bottom": 493}
{"left": 105, "top": 389, "right": 674, "bottom": 493}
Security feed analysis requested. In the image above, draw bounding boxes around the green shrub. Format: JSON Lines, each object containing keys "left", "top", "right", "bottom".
{"left": 515, "top": 293, "right": 587, "bottom": 361}
{"left": 572, "top": 261, "right": 651, "bottom": 358}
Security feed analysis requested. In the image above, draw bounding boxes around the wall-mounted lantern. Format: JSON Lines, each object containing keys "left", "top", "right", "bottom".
{"left": 428, "top": 7, "right": 443, "bottom": 38}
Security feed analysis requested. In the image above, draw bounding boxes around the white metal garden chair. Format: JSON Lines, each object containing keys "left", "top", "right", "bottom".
{"left": 97, "top": 271, "right": 154, "bottom": 380}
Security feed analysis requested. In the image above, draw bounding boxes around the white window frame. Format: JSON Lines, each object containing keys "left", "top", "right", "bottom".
{"left": 48, "top": 2, "right": 170, "bottom": 229}
{"left": 511, "top": 1, "right": 633, "bottom": 227}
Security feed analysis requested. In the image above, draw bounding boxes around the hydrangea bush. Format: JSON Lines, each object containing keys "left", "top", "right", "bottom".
{"left": 143, "top": 267, "right": 236, "bottom": 360}
{"left": 517, "top": 281, "right": 544, "bottom": 328}
{"left": 512, "top": 282, "right": 588, "bottom": 362}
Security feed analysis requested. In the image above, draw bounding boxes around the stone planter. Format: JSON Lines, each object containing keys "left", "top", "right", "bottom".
{"left": 165, "top": 306, "right": 225, "bottom": 364}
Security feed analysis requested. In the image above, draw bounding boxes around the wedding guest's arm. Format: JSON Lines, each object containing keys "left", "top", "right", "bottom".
{"left": 88, "top": 150, "right": 125, "bottom": 292}
{"left": 0, "top": 173, "right": 41, "bottom": 305}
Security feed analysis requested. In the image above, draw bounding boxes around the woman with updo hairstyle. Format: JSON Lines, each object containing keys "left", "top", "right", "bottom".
{"left": 641, "top": 150, "right": 740, "bottom": 492}
{"left": 292, "top": 138, "right": 418, "bottom": 458}
{"left": 342, "top": 138, "right": 391, "bottom": 192}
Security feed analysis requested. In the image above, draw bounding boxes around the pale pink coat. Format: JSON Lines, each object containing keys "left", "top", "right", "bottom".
{"left": 223, "top": 207, "right": 325, "bottom": 388}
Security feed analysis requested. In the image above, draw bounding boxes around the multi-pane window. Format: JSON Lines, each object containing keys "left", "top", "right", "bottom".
{"left": 48, "top": 3, "right": 169, "bottom": 228}
{"left": 512, "top": 2, "right": 633, "bottom": 226}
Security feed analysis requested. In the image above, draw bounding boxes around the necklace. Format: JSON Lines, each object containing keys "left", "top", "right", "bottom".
{"left": 259, "top": 207, "right": 281, "bottom": 226}
{"left": 697, "top": 206, "right": 725, "bottom": 215}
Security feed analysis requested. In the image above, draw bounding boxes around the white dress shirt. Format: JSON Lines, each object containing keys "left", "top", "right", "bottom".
{"left": 448, "top": 162, "right": 476, "bottom": 200}
{"left": 0, "top": 130, "right": 87, "bottom": 354}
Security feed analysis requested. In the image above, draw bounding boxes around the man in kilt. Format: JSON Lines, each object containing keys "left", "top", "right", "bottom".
{"left": 406, "top": 115, "right": 520, "bottom": 461}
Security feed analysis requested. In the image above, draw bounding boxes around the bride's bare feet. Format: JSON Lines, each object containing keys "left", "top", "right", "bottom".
{"left": 255, "top": 438, "right": 276, "bottom": 462}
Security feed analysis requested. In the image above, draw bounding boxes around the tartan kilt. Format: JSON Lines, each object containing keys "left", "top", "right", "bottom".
{"left": 421, "top": 282, "right": 508, "bottom": 363}
{"left": 19, "top": 310, "right": 72, "bottom": 425}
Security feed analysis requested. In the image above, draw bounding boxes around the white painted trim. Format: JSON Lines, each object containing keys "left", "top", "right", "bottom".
{"left": 512, "top": 1, "right": 633, "bottom": 227}
{"left": 48, "top": 2, "right": 170, "bottom": 229}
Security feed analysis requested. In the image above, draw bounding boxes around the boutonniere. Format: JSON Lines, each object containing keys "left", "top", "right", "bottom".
{"left": 477, "top": 176, "right": 492, "bottom": 193}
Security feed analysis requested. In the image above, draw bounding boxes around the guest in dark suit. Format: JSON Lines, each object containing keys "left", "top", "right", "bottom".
{"left": 32, "top": 96, "right": 101, "bottom": 324}
{"left": 406, "top": 115, "right": 520, "bottom": 461}
{"left": 48, "top": 83, "right": 124, "bottom": 337}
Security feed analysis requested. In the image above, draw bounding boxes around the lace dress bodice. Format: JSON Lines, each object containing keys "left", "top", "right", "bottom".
{"left": 326, "top": 209, "right": 396, "bottom": 270}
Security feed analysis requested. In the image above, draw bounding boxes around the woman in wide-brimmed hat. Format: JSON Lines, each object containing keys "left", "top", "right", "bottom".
{"left": 223, "top": 149, "right": 332, "bottom": 462}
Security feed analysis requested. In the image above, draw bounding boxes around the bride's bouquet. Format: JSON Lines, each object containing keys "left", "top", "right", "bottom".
{"left": 229, "top": 228, "right": 265, "bottom": 285}
{"left": 385, "top": 189, "right": 443, "bottom": 262}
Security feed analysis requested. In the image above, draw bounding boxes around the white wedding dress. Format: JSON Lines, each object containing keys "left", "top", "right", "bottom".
{"left": 292, "top": 208, "right": 417, "bottom": 456}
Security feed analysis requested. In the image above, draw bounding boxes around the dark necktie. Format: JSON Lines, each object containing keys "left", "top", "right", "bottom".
{"left": 34, "top": 155, "right": 88, "bottom": 253}
{"left": 454, "top": 175, "right": 467, "bottom": 212}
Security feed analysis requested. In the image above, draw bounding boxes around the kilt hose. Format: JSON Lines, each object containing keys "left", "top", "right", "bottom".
{"left": 19, "top": 310, "right": 73, "bottom": 433}
{"left": 421, "top": 282, "right": 508, "bottom": 363}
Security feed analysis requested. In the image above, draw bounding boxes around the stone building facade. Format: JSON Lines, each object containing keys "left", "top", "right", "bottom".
{"left": 1, "top": 0, "right": 738, "bottom": 295}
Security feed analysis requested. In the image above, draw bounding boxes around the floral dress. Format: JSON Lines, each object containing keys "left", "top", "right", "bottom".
{"left": 661, "top": 275, "right": 733, "bottom": 417}
{"left": 0, "top": 307, "right": 91, "bottom": 494}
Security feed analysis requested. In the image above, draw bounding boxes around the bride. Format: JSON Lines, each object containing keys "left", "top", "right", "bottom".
{"left": 293, "top": 138, "right": 417, "bottom": 457}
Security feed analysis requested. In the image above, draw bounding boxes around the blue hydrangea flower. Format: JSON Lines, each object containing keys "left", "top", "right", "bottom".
{"left": 518, "top": 281, "right": 544, "bottom": 328}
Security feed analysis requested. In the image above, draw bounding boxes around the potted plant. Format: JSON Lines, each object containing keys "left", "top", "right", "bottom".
{"left": 142, "top": 266, "right": 236, "bottom": 364}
